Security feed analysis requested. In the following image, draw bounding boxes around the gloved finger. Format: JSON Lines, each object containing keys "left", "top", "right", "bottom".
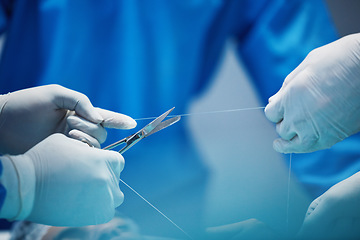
{"left": 264, "top": 97, "right": 284, "bottom": 123}
{"left": 68, "top": 129, "right": 101, "bottom": 148}
{"left": 207, "top": 219, "right": 280, "bottom": 240}
{"left": 273, "top": 137, "right": 300, "bottom": 153}
{"left": 276, "top": 121, "right": 297, "bottom": 141}
{"left": 281, "top": 60, "right": 308, "bottom": 90}
{"left": 96, "top": 108, "right": 137, "bottom": 129}
{"left": 298, "top": 196, "right": 334, "bottom": 239}
{"left": 230, "top": 224, "right": 279, "bottom": 240}
{"left": 67, "top": 115, "right": 107, "bottom": 143}
{"left": 268, "top": 86, "right": 283, "bottom": 104}
{"left": 304, "top": 196, "right": 322, "bottom": 219}
{"left": 113, "top": 188, "right": 124, "bottom": 208}
{"left": 274, "top": 131, "right": 320, "bottom": 153}
{"left": 273, "top": 136, "right": 316, "bottom": 153}
{"left": 104, "top": 150, "right": 125, "bottom": 207}
{"left": 105, "top": 150, "right": 125, "bottom": 175}
{"left": 52, "top": 85, "right": 103, "bottom": 124}
{"left": 268, "top": 58, "right": 308, "bottom": 103}
{"left": 206, "top": 222, "right": 242, "bottom": 239}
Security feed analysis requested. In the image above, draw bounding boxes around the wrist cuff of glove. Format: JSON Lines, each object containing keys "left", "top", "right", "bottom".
{"left": 0, "top": 155, "right": 19, "bottom": 219}
{"left": 0, "top": 93, "right": 10, "bottom": 115}
{"left": 2, "top": 154, "right": 35, "bottom": 220}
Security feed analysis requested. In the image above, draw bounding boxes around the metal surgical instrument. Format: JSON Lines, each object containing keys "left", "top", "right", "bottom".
{"left": 103, "top": 107, "right": 180, "bottom": 154}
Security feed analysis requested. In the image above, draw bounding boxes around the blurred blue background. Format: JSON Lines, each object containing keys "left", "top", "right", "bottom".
{"left": 0, "top": 1, "right": 359, "bottom": 239}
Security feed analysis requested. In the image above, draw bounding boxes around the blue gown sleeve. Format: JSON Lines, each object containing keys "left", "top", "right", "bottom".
{"left": 0, "top": 159, "right": 6, "bottom": 212}
{"left": 0, "top": 0, "right": 11, "bottom": 202}
{"left": 0, "top": 0, "right": 12, "bottom": 213}
{"left": 0, "top": 1, "right": 13, "bottom": 213}
{"left": 0, "top": 0, "right": 12, "bottom": 34}
{"left": 235, "top": 0, "right": 338, "bottom": 103}
{"left": 0, "top": 0, "right": 16, "bottom": 212}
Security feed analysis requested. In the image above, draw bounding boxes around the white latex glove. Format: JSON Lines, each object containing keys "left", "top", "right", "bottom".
{"left": 0, "top": 84, "right": 136, "bottom": 154}
{"left": 206, "top": 219, "right": 282, "bottom": 240}
{"left": 265, "top": 33, "right": 360, "bottom": 153}
{"left": 0, "top": 134, "right": 125, "bottom": 226}
{"left": 297, "top": 171, "right": 360, "bottom": 240}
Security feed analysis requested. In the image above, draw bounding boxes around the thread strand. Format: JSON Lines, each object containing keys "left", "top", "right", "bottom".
{"left": 134, "top": 106, "right": 265, "bottom": 121}
{"left": 120, "top": 105, "right": 266, "bottom": 239}
{"left": 286, "top": 153, "right": 292, "bottom": 233}
{"left": 120, "top": 179, "right": 194, "bottom": 240}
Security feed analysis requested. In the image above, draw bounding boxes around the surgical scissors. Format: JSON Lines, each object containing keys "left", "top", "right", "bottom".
{"left": 103, "top": 107, "right": 180, "bottom": 154}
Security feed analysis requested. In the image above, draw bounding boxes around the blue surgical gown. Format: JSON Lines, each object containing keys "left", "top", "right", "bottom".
{"left": 0, "top": 0, "right": 356, "bottom": 237}
{"left": 0, "top": 161, "right": 5, "bottom": 211}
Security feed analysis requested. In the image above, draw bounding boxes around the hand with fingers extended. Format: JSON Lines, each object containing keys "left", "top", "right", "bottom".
{"left": 265, "top": 34, "right": 360, "bottom": 153}
{"left": 297, "top": 171, "right": 360, "bottom": 240}
{"left": 0, "top": 84, "right": 136, "bottom": 154}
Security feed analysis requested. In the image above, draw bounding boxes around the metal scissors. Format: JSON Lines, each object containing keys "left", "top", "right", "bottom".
{"left": 103, "top": 107, "right": 180, "bottom": 154}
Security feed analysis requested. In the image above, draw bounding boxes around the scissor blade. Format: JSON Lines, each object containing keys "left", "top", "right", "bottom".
{"left": 144, "top": 116, "right": 181, "bottom": 138}
{"left": 102, "top": 138, "right": 126, "bottom": 150}
{"left": 102, "top": 107, "right": 177, "bottom": 154}
{"left": 142, "top": 107, "right": 175, "bottom": 136}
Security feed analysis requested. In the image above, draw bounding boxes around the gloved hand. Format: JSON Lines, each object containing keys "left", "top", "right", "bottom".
{"left": 0, "top": 134, "right": 125, "bottom": 226}
{"left": 206, "top": 219, "right": 282, "bottom": 240}
{"left": 0, "top": 84, "right": 136, "bottom": 154}
{"left": 265, "top": 33, "right": 360, "bottom": 153}
{"left": 297, "top": 171, "right": 360, "bottom": 239}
